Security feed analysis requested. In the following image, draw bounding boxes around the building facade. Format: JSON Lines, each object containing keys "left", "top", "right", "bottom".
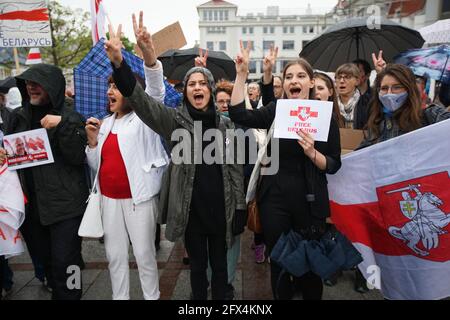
{"left": 197, "top": 0, "right": 329, "bottom": 80}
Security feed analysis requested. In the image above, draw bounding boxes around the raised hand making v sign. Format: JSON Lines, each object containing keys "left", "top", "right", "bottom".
{"left": 263, "top": 45, "right": 279, "bottom": 85}
{"left": 230, "top": 40, "right": 252, "bottom": 106}
{"left": 372, "top": 50, "right": 387, "bottom": 74}
{"left": 104, "top": 23, "right": 124, "bottom": 68}
{"left": 195, "top": 48, "right": 209, "bottom": 68}
{"left": 133, "top": 11, "right": 157, "bottom": 68}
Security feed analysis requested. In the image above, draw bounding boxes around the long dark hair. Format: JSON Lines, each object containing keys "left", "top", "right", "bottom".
{"left": 366, "top": 64, "right": 422, "bottom": 140}
{"left": 282, "top": 58, "right": 315, "bottom": 100}
{"left": 313, "top": 72, "right": 344, "bottom": 127}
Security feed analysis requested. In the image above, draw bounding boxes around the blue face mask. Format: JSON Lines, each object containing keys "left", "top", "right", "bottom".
{"left": 221, "top": 111, "right": 230, "bottom": 118}
{"left": 379, "top": 92, "right": 408, "bottom": 113}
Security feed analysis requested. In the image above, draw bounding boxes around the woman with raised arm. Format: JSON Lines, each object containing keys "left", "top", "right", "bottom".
{"left": 229, "top": 42, "right": 342, "bottom": 300}
{"left": 84, "top": 13, "right": 169, "bottom": 300}
{"left": 104, "top": 13, "right": 246, "bottom": 301}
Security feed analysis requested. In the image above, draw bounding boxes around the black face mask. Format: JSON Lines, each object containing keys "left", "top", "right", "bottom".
{"left": 439, "top": 83, "right": 450, "bottom": 107}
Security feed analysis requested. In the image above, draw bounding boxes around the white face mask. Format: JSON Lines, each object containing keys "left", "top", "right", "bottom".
{"left": 379, "top": 92, "right": 409, "bottom": 113}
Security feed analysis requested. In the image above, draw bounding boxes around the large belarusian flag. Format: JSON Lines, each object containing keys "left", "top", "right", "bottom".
{"left": 328, "top": 119, "right": 450, "bottom": 300}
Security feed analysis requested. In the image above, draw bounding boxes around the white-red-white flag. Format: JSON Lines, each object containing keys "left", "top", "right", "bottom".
{"left": 91, "top": 0, "right": 107, "bottom": 45}
{"left": 328, "top": 119, "right": 450, "bottom": 300}
{"left": 25, "top": 48, "right": 42, "bottom": 65}
{"left": 0, "top": 164, "right": 26, "bottom": 258}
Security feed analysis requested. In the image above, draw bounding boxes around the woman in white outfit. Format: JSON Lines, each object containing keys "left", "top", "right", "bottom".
{"left": 84, "top": 23, "right": 168, "bottom": 299}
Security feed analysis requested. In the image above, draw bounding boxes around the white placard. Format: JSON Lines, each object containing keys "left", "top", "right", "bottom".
{"left": 3, "top": 128, "right": 54, "bottom": 170}
{"left": 0, "top": 0, "right": 52, "bottom": 48}
{"left": 273, "top": 99, "right": 333, "bottom": 142}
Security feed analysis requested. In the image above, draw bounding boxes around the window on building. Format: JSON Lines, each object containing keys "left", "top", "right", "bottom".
{"left": 207, "top": 42, "right": 214, "bottom": 51}
{"left": 280, "top": 60, "right": 289, "bottom": 70}
{"left": 303, "top": 26, "right": 307, "bottom": 34}
{"left": 283, "top": 40, "right": 295, "bottom": 50}
{"left": 249, "top": 60, "right": 257, "bottom": 74}
{"left": 283, "top": 26, "right": 288, "bottom": 34}
{"left": 219, "top": 10, "right": 223, "bottom": 21}
{"left": 225, "top": 11, "right": 229, "bottom": 20}
{"left": 219, "top": 41, "right": 227, "bottom": 51}
{"left": 444, "top": 0, "right": 450, "bottom": 12}
{"left": 203, "top": 11, "right": 207, "bottom": 21}
{"left": 290, "top": 26, "right": 295, "bottom": 33}
{"left": 309, "top": 26, "right": 314, "bottom": 33}
{"left": 249, "top": 27, "right": 254, "bottom": 34}
{"left": 263, "top": 40, "right": 275, "bottom": 50}
{"left": 263, "top": 27, "right": 268, "bottom": 34}
{"left": 214, "top": 10, "right": 218, "bottom": 20}
{"left": 242, "top": 27, "right": 247, "bottom": 34}
{"left": 208, "top": 11, "right": 212, "bottom": 21}
{"left": 270, "top": 27, "right": 275, "bottom": 34}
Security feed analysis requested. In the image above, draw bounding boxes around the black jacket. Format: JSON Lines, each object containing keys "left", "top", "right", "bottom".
{"left": 353, "top": 91, "right": 371, "bottom": 130}
{"left": 5, "top": 64, "right": 89, "bottom": 226}
{"left": 0, "top": 106, "right": 11, "bottom": 136}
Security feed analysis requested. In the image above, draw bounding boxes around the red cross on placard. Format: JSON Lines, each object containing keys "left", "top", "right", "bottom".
{"left": 290, "top": 106, "right": 319, "bottom": 121}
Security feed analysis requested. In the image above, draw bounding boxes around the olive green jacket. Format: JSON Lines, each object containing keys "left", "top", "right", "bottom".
{"left": 125, "top": 83, "right": 246, "bottom": 248}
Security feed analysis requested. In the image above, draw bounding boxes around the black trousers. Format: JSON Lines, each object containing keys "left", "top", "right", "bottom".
{"left": 258, "top": 173, "right": 324, "bottom": 300}
{"left": 185, "top": 232, "right": 228, "bottom": 300}
{"left": 20, "top": 214, "right": 83, "bottom": 300}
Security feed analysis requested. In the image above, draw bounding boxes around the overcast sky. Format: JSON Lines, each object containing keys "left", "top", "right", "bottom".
{"left": 59, "top": 0, "right": 338, "bottom": 47}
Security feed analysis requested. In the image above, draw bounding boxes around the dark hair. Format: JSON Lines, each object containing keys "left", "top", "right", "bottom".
{"left": 353, "top": 59, "right": 372, "bottom": 76}
{"left": 107, "top": 73, "right": 146, "bottom": 114}
{"left": 313, "top": 72, "right": 344, "bottom": 127}
{"left": 366, "top": 64, "right": 422, "bottom": 140}
{"left": 282, "top": 58, "right": 315, "bottom": 99}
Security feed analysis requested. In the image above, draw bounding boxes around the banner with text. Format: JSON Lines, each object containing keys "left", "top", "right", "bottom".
{"left": 0, "top": 0, "right": 52, "bottom": 48}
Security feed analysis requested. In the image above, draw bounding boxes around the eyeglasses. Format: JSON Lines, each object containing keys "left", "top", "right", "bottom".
{"left": 217, "top": 99, "right": 231, "bottom": 106}
{"left": 379, "top": 84, "right": 406, "bottom": 95}
{"left": 336, "top": 75, "right": 355, "bottom": 82}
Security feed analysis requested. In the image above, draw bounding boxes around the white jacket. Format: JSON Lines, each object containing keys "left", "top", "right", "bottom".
{"left": 86, "top": 61, "right": 169, "bottom": 205}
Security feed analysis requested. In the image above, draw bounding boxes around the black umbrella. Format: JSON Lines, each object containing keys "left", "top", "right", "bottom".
{"left": 300, "top": 17, "right": 425, "bottom": 72}
{"left": 0, "top": 77, "right": 17, "bottom": 94}
{"left": 158, "top": 47, "right": 236, "bottom": 82}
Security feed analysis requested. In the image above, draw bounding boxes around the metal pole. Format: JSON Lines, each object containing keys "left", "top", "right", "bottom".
{"left": 13, "top": 48, "right": 21, "bottom": 75}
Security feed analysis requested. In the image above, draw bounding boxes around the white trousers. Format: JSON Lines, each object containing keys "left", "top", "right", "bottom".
{"left": 102, "top": 196, "right": 160, "bottom": 300}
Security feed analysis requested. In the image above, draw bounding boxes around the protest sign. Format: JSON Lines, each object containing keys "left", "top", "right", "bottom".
{"left": 273, "top": 99, "right": 333, "bottom": 142}
{"left": 340, "top": 128, "right": 365, "bottom": 155}
{"left": 3, "top": 128, "right": 54, "bottom": 170}
{"left": 152, "top": 21, "right": 187, "bottom": 57}
{"left": 0, "top": 0, "right": 52, "bottom": 48}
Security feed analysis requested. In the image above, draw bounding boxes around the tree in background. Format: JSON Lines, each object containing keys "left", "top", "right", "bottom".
{"left": 45, "top": 1, "right": 92, "bottom": 69}
{"left": 44, "top": 1, "right": 136, "bottom": 69}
